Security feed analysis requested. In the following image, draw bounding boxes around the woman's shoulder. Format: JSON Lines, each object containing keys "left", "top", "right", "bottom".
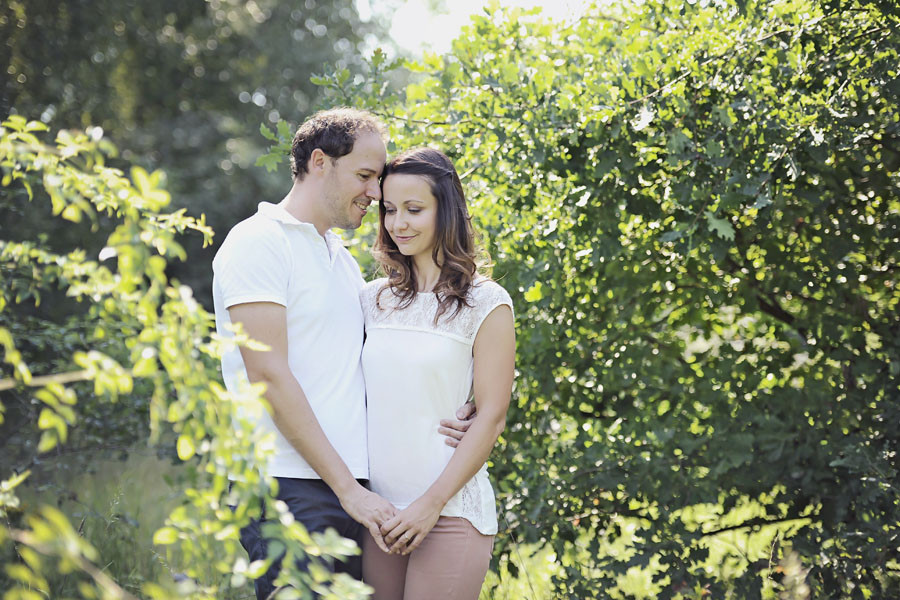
{"left": 359, "top": 277, "right": 389, "bottom": 304}
{"left": 469, "top": 276, "right": 513, "bottom": 309}
{"left": 362, "top": 277, "right": 389, "bottom": 292}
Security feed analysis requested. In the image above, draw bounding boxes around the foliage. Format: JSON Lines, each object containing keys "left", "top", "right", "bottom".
{"left": 0, "top": 116, "right": 370, "bottom": 599}
{"left": 1, "top": 0, "right": 391, "bottom": 303}
{"left": 298, "top": 0, "right": 900, "bottom": 597}
{"left": 1, "top": 0, "right": 396, "bottom": 554}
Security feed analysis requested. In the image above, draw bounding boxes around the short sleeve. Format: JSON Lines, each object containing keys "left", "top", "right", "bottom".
{"left": 469, "top": 280, "right": 514, "bottom": 343}
{"left": 213, "top": 220, "right": 290, "bottom": 309}
{"left": 359, "top": 278, "right": 388, "bottom": 328}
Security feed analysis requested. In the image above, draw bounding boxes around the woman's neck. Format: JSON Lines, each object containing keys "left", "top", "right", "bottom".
{"left": 412, "top": 254, "right": 441, "bottom": 293}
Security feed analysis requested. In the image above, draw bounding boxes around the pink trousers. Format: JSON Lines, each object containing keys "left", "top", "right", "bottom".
{"left": 362, "top": 516, "right": 494, "bottom": 600}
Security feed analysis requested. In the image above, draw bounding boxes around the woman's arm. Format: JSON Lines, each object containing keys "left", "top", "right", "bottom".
{"left": 380, "top": 304, "right": 515, "bottom": 554}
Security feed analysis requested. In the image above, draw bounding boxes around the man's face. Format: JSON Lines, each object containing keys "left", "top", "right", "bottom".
{"left": 322, "top": 132, "right": 386, "bottom": 230}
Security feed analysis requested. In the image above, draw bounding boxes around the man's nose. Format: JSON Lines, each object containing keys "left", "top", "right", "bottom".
{"left": 367, "top": 180, "right": 382, "bottom": 201}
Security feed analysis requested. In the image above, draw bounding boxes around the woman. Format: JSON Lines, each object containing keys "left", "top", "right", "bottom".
{"left": 359, "top": 147, "right": 516, "bottom": 599}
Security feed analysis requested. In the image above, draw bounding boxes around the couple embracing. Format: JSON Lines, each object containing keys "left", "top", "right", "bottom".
{"left": 212, "top": 108, "right": 515, "bottom": 599}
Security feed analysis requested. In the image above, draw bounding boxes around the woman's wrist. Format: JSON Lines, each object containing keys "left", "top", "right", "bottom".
{"left": 421, "top": 488, "right": 449, "bottom": 511}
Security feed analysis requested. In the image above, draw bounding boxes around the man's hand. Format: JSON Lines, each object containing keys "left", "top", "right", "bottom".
{"left": 380, "top": 495, "right": 443, "bottom": 555}
{"left": 338, "top": 484, "right": 397, "bottom": 553}
{"left": 438, "top": 402, "right": 477, "bottom": 448}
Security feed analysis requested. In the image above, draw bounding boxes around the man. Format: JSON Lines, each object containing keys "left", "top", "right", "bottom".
{"left": 212, "top": 108, "right": 472, "bottom": 598}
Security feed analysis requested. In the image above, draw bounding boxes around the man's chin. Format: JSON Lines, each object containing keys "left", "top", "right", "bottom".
{"left": 335, "top": 217, "right": 364, "bottom": 231}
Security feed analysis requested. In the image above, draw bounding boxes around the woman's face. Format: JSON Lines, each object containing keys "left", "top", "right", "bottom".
{"left": 382, "top": 173, "right": 438, "bottom": 261}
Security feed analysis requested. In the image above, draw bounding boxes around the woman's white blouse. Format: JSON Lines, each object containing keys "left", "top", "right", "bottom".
{"left": 360, "top": 276, "right": 513, "bottom": 535}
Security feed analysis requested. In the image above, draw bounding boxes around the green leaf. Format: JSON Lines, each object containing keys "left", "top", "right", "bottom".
{"left": 37, "top": 430, "right": 58, "bottom": 453}
{"left": 705, "top": 211, "right": 735, "bottom": 241}
{"left": 152, "top": 526, "right": 178, "bottom": 545}
{"left": 255, "top": 153, "right": 282, "bottom": 173}
{"left": 37, "top": 408, "right": 57, "bottom": 430}
{"left": 259, "top": 123, "right": 277, "bottom": 141}
{"left": 176, "top": 434, "right": 195, "bottom": 460}
{"left": 131, "top": 166, "right": 152, "bottom": 196}
{"left": 372, "top": 47, "right": 386, "bottom": 68}
{"left": 276, "top": 119, "right": 293, "bottom": 140}
{"left": 1, "top": 470, "right": 30, "bottom": 492}
{"left": 523, "top": 282, "right": 544, "bottom": 302}
{"left": 133, "top": 355, "right": 158, "bottom": 377}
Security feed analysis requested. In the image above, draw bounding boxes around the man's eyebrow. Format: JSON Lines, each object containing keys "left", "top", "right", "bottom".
{"left": 358, "top": 168, "right": 378, "bottom": 174}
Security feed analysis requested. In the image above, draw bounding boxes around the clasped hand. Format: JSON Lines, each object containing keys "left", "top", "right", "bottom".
{"left": 339, "top": 485, "right": 398, "bottom": 553}
{"left": 378, "top": 495, "right": 443, "bottom": 555}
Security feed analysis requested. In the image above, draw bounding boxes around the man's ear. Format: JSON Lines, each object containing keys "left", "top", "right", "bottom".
{"left": 308, "top": 148, "right": 328, "bottom": 175}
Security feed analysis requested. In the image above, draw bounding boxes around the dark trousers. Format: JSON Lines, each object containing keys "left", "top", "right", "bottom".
{"left": 238, "top": 477, "right": 365, "bottom": 599}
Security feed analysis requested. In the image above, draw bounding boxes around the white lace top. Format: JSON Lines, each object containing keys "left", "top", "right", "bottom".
{"left": 360, "top": 276, "right": 513, "bottom": 535}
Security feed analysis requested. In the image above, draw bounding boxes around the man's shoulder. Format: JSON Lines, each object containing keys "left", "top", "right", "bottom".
{"left": 214, "top": 212, "right": 289, "bottom": 270}
{"left": 221, "top": 212, "right": 287, "bottom": 249}
{"left": 226, "top": 211, "right": 283, "bottom": 241}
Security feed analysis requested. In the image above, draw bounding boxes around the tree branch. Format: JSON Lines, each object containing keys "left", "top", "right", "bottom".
{"left": 700, "top": 514, "right": 811, "bottom": 538}
{"left": 0, "top": 369, "right": 92, "bottom": 392}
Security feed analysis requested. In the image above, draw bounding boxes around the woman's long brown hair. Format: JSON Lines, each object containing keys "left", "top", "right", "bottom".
{"left": 373, "top": 147, "right": 481, "bottom": 322}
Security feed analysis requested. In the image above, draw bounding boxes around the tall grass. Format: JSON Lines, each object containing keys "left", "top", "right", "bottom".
{"left": 6, "top": 447, "right": 254, "bottom": 599}
{"left": 5, "top": 448, "right": 817, "bottom": 599}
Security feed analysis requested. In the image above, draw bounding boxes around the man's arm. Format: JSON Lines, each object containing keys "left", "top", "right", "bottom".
{"left": 229, "top": 301, "right": 395, "bottom": 551}
{"left": 438, "top": 402, "right": 477, "bottom": 448}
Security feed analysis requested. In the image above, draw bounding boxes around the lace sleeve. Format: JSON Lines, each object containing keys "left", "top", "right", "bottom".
{"left": 466, "top": 280, "right": 514, "bottom": 344}
{"left": 359, "top": 278, "right": 388, "bottom": 328}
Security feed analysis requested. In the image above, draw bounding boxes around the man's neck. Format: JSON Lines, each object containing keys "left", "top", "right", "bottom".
{"left": 280, "top": 179, "right": 330, "bottom": 237}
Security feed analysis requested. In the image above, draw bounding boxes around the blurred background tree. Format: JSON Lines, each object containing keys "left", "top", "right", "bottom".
{"left": 1, "top": 0, "right": 392, "bottom": 300}
{"left": 1, "top": 0, "right": 399, "bottom": 469}
{"left": 0, "top": 117, "right": 370, "bottom": 598}
{"left": 1, "top": 2, "right": 397, "bottom": 596}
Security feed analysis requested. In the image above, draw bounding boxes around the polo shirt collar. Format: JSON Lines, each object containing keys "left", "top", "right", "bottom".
{"left": 257, "top": 201, "right": 344, "bottom": 263}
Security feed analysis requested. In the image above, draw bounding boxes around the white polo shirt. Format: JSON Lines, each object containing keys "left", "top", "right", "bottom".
{"left": 212, "top": 201, "right": 368, "bottom": 479}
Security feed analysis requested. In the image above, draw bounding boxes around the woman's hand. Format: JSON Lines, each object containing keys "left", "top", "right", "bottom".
{"left": 337, "top": 483, "right": 397, "bottom": 553}
{"left": 379, "top": 495, "right": 443, "bottom": 555}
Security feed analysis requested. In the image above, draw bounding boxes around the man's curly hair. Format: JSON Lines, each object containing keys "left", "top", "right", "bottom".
{"left": 289, "top": 107, "right": 385, "bottom": 180}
